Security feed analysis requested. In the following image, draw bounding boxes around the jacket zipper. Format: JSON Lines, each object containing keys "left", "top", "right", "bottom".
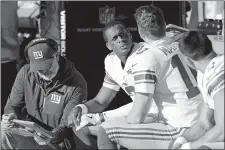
{"left": 39, "top": 85, "right": 46, "bottom": 110}
{"left": 35, "top": 74, "right": 60, "bottom": 110}
{"left": 43, "top": 97, "right": 46, "bottom": 109}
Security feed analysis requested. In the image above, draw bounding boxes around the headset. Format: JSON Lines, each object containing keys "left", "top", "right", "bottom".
{"left": 24, "top": 38, "right": 58, "bottom": 63}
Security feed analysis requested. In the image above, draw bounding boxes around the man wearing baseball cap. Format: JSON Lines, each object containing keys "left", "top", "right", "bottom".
{"left": 1, "top": 38, "right": 87, "bottom": 149}
{"left": 27, "top": 41, "right": 60, "bottom": 81}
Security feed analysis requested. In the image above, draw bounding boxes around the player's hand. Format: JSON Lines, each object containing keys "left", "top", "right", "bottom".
{"left": 33, "top": 132, "right": 51, "bottom": 145}
{"left": 169, "top": 137, "right": 187, "bottom": 149}
{"left": 1, "top": 113, "right": 16, "bottom": 131}
{"left": 76, "top": 113, "right": 102, "bottom": 131}
{"left": 68, "top": 106, "right": 82, "bottom": 128}
{"left": 171, "top": 142, "right": 183, "bottom": 149}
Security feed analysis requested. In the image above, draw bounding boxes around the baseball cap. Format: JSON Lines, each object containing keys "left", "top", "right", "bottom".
{"left": 27, "top": 43, "right": 55, "bottom": 72}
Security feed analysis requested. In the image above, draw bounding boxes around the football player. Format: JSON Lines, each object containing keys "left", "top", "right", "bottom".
{"left": 94, "top": 5, "right": 204, "bottom": 149}
{"left": 171, "top": 31, "right": 224, "bottom": 149}
{"left": 67, "top": 21, "right": 159, "bottom": 148}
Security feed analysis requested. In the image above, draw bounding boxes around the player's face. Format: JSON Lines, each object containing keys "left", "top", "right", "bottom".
{"left": 105, "top": 24, "right": 133, "bottom": 57}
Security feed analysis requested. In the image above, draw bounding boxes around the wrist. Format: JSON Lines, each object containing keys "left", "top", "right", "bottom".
{"left": 174, "top": 136, "right": 188, "bottom": 145}
{"left": 94, "top": 113, "right": 105, "bottom": 124}
{"left": 76, "top": 104, "right": 88, "bottom": 115}
{"left": 99, "top": 113, "right": 105, "bottom": 122}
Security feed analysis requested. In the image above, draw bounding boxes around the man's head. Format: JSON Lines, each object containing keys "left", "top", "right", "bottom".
{"left": 26, "top": 38, "right": 59, "bottom": 80}
{"left": 185, "top": 1, "right": 192, "bottom": 25}
{"left": 134, "top": 5, "right": 166, "bottom": 41}
{"left": 103, "top": 21, "right": 133, "bottom": 57}
{"left": 179, "top": 31, "right": 215, "bottom": 70}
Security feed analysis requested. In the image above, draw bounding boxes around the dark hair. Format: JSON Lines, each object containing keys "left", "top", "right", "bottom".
{"left": 185, "top": 1, "right": 191, "bottom": 12}
{"left": 134, "top": 5, "right": 166, "bottom": 38}
{"left": 179, "top": 31, "right": 213, "bottom": 61}
{"left": 102, "top": 21, "right": 127, "bottom": 42}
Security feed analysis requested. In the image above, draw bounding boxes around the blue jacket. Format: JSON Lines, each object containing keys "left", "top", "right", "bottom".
{"left": 4, "top": 56, "right": 87, "bottom": 144}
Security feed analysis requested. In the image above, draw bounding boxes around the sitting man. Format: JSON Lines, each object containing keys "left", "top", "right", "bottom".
{"left": 67, "top": 20, "right": 159, "bottom": 148}
{"left": 171, "top": 31, "right": 224, "bottom": 149}
{"left": 1, "top": 38, "right": 87, "bottom": 149}
{"left": 68, "top": 5, "right": 203, "bottom": 149}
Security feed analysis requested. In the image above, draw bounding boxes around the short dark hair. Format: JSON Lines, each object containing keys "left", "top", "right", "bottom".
{"left": 185, "top": 1, "right": 191, "bottom": 12}
{"left": 102, "top": 21, "right": 127, "bottom": 42}
{"left": 134, "top": 5, "right": 166, "bottom": 38}
{"left": 179, "top": 31, "right": 213, "bottom": 61}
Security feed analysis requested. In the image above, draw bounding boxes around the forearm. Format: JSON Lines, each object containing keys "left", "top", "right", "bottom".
{"left": 184, "top": 121, "right": 208, "bottom": 142}
{"left": 184, "top": 103, "right": 214, "bottom": 142}
{"left": 126, "top": 93, "right": 152, "bottom": 124}
{"left": 4, "top": 99, "right": 24, "bottom": 118}
{"left": 85, "top": 99, "right": 108, "bottom": 113}
{"left": 190, "top": 125, "right": 224, "bottom": 149}
{"left": 103, "top": 102, "right": 133, "bottom": 120}
{"left": 126, "top": 105, "right": 149, "bottom": 124}
{"left": 4, "top": 67, "right": 25, "bottom": 118}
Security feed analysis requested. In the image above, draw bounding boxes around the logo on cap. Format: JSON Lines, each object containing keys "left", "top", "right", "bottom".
{"left": 33, "top": 51, "right": 43, "bottom": 59}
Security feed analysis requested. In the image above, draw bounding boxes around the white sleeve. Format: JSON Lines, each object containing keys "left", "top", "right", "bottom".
{"left": 207, "top": 66, "right": 224, "bottom": 97}
{"left": 133, "top": 47, "right": 160, "bottom": 94}
{"left": 102, "top": 102, "right": 133, "bottom": 120}
{"left": 103, "top": 72, "right": 120, "bottom": 91}
{"left": 103, "top": 56, "right": 120, "bottom": 91}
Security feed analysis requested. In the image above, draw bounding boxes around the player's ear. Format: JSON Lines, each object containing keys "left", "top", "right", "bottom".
{"left": 138, "top": 28, "right": 147, "bottom": 41}
{"left": 138, "top": 28, "right": 143, "bottom": 39}
{"left": 106, "top": 43, "right": 112, "bottom": 51}
{"left": 55, "top": 51, "right": 60, "bottom": 61}
{"left": 128, "top": 32, "right": 132, "bottom": 40}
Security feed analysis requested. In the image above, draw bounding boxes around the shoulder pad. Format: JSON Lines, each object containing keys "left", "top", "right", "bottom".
{"left": 158, "top": 42, "right": 179, "bottom": 56}
{"left": 136, "top": 43, "right": 148, "bottom": 54}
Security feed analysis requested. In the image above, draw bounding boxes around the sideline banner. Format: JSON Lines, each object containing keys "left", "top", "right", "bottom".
{"left": 60, "top": 1, "right": 66, "bottom": 57}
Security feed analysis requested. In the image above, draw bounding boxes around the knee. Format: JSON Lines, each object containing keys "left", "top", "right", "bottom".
{"left": 97, "top": 126, "right": 110, "bottom": 143}
{"left": 97, "top": 126, "right": 106, "bottom": 137}
{"left": 97, "top": 126, "right": 117, "bottom": 149}
{"left": 72, "top": 126, "right": 97, "bottom": 149}
{"left": 199, "top": 143, "right": 225, "bottom": 150}
{"left": 73, "top": 126, "right": 90, "bottom": 136}
{"left": 199, "top": 145, "right": 212, "bottom": 149}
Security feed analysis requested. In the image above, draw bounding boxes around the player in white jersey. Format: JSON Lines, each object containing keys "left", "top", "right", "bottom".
{"left": 171, "top": 31, "right": 224, "bottom": 149}
{"left": 67, "top": 21, "right": 158, "bottom": 148}
{"left": 94, "top": 5, "right": 204, "bottom": 149}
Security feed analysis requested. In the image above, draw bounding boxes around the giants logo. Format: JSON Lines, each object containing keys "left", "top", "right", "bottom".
{"left": 33, "top": 51, "right": 43, "bottom": 59}
{"left": 50, "top": 94, "right": 61, "bottom": 104}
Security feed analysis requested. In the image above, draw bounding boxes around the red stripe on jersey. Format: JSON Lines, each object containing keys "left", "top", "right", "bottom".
{"left": 208, "top": 73, "right": 224, "bottom": 96}
{"left": 134, "top": 74, "right": 157, "bottom": 82}
{"left": 133, "top": 70, "right": 155, "bottom": 74}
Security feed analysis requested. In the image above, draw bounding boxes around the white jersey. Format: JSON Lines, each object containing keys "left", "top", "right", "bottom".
{"left": 103, "top": 35, "right": 203, "bottom": 127}
{"left": 147, "top": 37, "right": 203, "bottom": 128}
{"left": 197, "top": 55, "right": 224, "bottom": 109}
{"left": 103, "top": 43, "right": 158, "bottom": 114}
